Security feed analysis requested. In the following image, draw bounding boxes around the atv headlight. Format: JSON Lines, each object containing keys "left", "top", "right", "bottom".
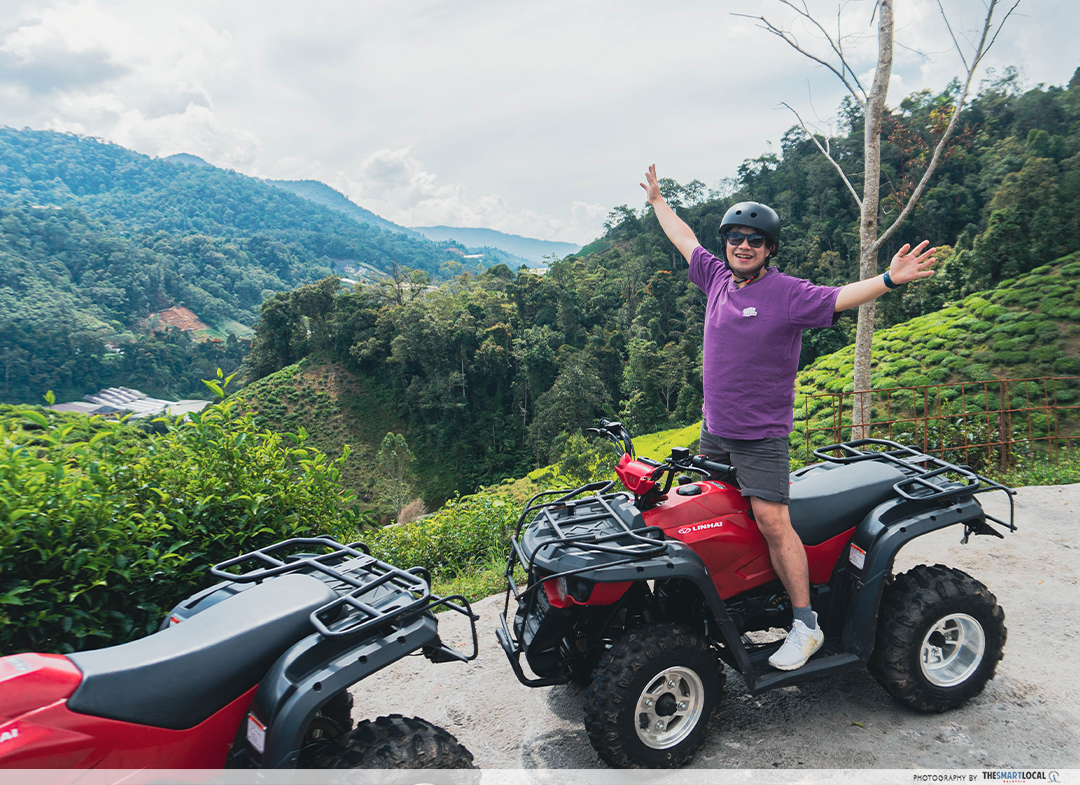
{"left": 552, "top": 576, "right": 568, "bottom": 604}
{"left": 542, "top": 576, "right": 570, "bottom": 607}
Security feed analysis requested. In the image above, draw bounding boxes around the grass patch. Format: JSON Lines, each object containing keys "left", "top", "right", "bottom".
{"left": 992, "top": 445, "right": 1080, "bottom": 487}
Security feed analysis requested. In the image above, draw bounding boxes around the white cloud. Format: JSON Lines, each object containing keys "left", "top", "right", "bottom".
{"left": 0, "top": 0, "right": 254, "bottom": 166}
{"left": 337, "top": 147, "right": 604, "bottom": 243}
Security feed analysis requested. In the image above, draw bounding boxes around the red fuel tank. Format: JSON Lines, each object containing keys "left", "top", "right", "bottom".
{"left": 642, "top": 481, "right": 853, "bottom": 599}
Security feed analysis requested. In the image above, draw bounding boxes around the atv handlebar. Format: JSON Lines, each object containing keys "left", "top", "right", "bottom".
{"left": 689, "top": 454, "right": 734, "bottom": 476}
{"left": 665, "top": 446, "right": 734, "bottom": 478}
{"left": 587, "top": 419, "right": 636, "bottom": 459}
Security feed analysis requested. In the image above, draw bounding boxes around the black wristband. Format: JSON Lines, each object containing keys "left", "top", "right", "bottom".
{"left": 883, "top": 270, "right": 902, "bottom": 289}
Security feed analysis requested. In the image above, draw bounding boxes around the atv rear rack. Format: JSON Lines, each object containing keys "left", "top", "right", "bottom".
{"left": 211, "top": 537, "right": 478, "bottom": 660}
{"left": 813, "top": 439, "right": 1016, "bottom": 533}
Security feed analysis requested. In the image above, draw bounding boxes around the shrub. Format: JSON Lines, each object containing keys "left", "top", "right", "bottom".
{"left": 1036, "top": 323, "right": 1063, "bottom": 340}
{"left": 366, "top": 492, "right": 520, "bottom": 578}
{"left": 396, "top": 498, "right": 429, "bottom": 525}
{"left": 896, "top": 372, "right": 931, "bottom": 387}
{"left": 0, "top": 381, "right": 361, "bottom": 654}
{"left": 1031, "top": 346, "right": 1058, "bottom": 363}
{"left": 962, "top": 364, "right": 993, "bottom": 382}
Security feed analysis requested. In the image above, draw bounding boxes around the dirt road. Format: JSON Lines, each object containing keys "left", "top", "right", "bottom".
{"left": 354, "top": 483, "right": 1080, "bottom": 770}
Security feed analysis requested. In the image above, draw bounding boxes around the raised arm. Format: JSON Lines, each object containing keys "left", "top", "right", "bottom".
{"left": 641, "top": 164, "right": 701, "bottom": 263}
{"left": 834, "top": 241, "right": 938, "bottom": 312}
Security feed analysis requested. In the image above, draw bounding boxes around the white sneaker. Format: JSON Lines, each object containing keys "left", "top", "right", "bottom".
{"left": 768, "top": 613, "right": 824, "bottom": 671}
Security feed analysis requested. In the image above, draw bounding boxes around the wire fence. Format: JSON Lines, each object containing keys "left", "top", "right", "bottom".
{"left": 796, "top": 376, "right": 1080, "bottom": 471}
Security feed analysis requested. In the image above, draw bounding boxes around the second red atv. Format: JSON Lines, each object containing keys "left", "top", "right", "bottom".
{"left": 497, "top": 420, "right": 1015, "bottom": 768}
{"left": 1, "top": 537, "right": 478, "bottom": 772}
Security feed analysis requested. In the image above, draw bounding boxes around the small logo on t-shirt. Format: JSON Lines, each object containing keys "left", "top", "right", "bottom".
{"left": 742, "top": 307, "right": 758, "bottom": 317}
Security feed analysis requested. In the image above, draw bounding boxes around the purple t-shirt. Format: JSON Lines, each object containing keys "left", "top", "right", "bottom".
{"left": 689, "top": 246, "right": 841, "bottom": 439}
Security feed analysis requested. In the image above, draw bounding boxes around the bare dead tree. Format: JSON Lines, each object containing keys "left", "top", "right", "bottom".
{"left": 738, "top": 0, "right": 1020, "bottom": 436}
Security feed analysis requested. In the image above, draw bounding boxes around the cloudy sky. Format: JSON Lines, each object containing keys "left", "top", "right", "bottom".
{"left": 1, "top": 0, "right": 1076, "bottom": 244}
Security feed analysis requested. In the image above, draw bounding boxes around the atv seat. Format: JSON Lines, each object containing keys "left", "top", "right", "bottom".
{"left": 66, "top": 573, "right": 337, "bottom": 730}
{"left": 788, "top": 461, "right": 907, "bottom": 545}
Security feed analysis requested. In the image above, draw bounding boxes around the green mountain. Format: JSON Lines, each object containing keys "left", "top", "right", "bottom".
{"left": 412, "top": 225, "right": 580, "bottom": 263}
{"left": 0, "top": 203, "right": 252, "bottom": 402}
{"left": 0, "top": 127, "right": 511, "bottom": 403}
{"left": 0, "top": 127, "right": 484, "bottom": 281}
{"left": 265, "top": 178, "right": 420, "bottom": 238}
{"left": 163, "top": 153, "right": 212, "bottom": 167}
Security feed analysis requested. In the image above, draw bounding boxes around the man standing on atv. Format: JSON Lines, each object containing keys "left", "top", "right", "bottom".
{"left": 641, "top": 164, "right": 937, "bottom": 670}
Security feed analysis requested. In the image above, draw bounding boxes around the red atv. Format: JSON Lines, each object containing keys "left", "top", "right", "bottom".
{"left": 497, "top": 420, "right": 1015, "bottom": 768}
{"left": 0, "top": 537, "right": 477, "bottom": 771}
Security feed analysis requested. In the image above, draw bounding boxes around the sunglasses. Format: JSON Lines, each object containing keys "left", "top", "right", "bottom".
{"left": 725, "top": 231, "right": 767, "bottom": 249}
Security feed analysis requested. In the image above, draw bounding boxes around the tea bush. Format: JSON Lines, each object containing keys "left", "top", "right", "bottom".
{"left": 365, "top": 492, "right": 520, "bottom": 579}
{"left": 0, "top": 380, "right": 361, "bottom": 654}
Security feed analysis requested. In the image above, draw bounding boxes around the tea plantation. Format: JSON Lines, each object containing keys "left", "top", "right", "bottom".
{"left": 792, "top": 254, "right": 1080, "bottom": 462}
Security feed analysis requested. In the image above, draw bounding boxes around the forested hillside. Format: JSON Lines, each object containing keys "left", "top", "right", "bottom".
{"left": 0, "top": 128, "right": 469, "bottom": 277}
{"left": 240, "top": 68, "right": 1080, "bottom": 508}
{"left": 0, "top": 205, "right": 251, "bottom": 401}
{"left": 0, "top": 128, "right": 516, "bottom": 403}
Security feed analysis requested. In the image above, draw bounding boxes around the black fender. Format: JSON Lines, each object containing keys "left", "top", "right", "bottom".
{"left": 840, "top": 494, "right": 987, "bottom": 661}
{"left": 246, "top": 613, "right": 443, "bottom": 768}
{"left": 570, "top": 541, "right": 755, "bottom": 676}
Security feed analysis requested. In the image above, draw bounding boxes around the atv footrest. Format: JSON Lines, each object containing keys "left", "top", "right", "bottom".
{"left": 743, "top": 639, "right": 862, "bottom": 692}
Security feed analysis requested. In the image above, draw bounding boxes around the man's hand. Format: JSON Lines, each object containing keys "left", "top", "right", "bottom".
{"left": 834, "top": 240, "right": 940, "bottom": 312}
{"left": 889, "top": 241, "right": 938, "bottom": 284}
{"left": 638, "top": 163, "right": 700, "bottom": 262}
{"left": 640, "top": 164, "right": 662, "bottom": 205}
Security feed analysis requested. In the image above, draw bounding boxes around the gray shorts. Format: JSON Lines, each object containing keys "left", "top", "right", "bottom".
{"left": 699, "top": 424, "right": 790, "bottom": 504}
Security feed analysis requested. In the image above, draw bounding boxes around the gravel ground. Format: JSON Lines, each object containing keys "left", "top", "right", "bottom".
{"left": 352, "top": 483, "right": 1080, "bottom": 771}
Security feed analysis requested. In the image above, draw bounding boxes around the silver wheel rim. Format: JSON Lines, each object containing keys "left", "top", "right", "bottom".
{"left": 634, "top": 666, "right": 705, "bottom": 749}
{"left": 920, "top": 613, "right": 985, "bottom": 687}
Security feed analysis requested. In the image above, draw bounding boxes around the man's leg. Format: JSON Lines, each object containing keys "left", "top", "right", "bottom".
{"left": 748, "top": 498, "right": 809, "bottom": 608}
{"left": 699, "top": 430, "right": 822, "bottom": 669}
{"left": 750, "top": 497, "right": 824, "bottom": 670}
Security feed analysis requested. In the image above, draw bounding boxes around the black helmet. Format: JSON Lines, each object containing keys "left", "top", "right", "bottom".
{"left": 720, "top": 201, "right": 781, "bottom": 259}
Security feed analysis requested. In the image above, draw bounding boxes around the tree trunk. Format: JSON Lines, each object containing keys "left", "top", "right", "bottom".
{"left": 852, "top": 0, "right": 893, "bottom": 439}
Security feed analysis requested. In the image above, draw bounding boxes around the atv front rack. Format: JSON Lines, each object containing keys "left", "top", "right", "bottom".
{"left": 212, "top": 537, "right": 478, "bottom": 661}
{"left": 813, "top": 439, "right": 1016, "bottom": 534}
{"left": 499, "top": 482, "right": 670, "bottom": 686}
{"left": 505, "top": 482, "right": 668, "bottom": 602}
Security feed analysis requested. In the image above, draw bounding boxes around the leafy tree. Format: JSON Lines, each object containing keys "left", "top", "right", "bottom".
{"left": 748, "top": 0, "right": 1019, "bottom": 433}
{"left": 529, "top": 351, "right": 612, "bottom": 463}
{"left": 374, "top": 432, "right": 418, "bottom": 521}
